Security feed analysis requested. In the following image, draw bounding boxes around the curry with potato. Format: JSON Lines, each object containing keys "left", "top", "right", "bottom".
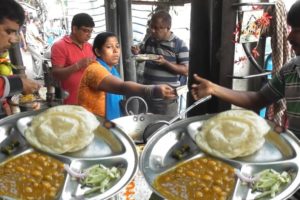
{"left": 0, "top": 152, "right": 65, "bottom": 200}
{"left": 153, "top": 156, "right": 236, "bottom": 200}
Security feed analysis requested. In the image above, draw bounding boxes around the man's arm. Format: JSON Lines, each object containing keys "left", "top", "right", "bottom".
{"left": 0, "top": 76, "right": 41, "bottom": 98}
{"left": 52, "top": 58, "right": 95, "bottom": 80}
{"left": 154, "top": 38, "right": 189, "bottom": 76}
{"left": 191, "top": 74, "right": 269, "bottom": 110}
{"left": 155, "top": 58, "right": 188, "bottom": 76}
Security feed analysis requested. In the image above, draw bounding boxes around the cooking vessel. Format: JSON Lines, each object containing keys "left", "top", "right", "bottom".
{"left": 112, "top": 113, "right": 172, "bottom": 144}
{"left": 112, "top": 96, "right": 173, "bottom": 144}
{"left": 112, "top": 96, "right": 212, "bottom": 144}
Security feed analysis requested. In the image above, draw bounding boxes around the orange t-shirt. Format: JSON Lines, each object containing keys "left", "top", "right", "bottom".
{"left": 78, "top": 61, "right": 110, "bottom": 117}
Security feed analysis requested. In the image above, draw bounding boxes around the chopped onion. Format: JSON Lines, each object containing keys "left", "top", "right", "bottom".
{"left": 235, "top": 169, "right": 255, "bottom": 183}
{"left": 64, "top": 164, "right": 87, "bottom": 179}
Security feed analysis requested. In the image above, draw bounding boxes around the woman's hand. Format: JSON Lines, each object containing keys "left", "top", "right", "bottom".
{"left": 191, "top": 74, "right": 214, "bottom": 100}
{"left": 156, "top": 84, "right": 176, "bottom": 99}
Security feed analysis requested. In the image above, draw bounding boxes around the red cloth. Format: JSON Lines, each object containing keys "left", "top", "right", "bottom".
{"left": 51, "top": 35, "right": 95, "bottom": 104}
{"left": 0, "top": 77, "right": 4, "bottom": 98}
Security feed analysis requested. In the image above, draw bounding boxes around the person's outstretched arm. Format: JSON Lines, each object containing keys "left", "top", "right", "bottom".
{"left": 191, "top": 74, "right": 269, "bottom": 110}
{"left": 99, "top": 75, "right": 176, "bottom": 100}
{"left": 0, "top": 76, "right": 41, "bottom": 98}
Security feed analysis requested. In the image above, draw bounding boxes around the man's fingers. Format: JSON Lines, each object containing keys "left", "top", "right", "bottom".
{"left": 191, "top": 84, "right": 199, "bottom": 88}
{"left": 193, "top": 74, "right": 204, "bottom": 81}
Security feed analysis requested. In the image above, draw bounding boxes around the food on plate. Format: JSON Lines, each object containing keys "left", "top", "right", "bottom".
{"left": 19, "top": 94, "right": 36, "bottom": 104}
{"left": 25, "top": 105, "right": 100, "bottom": 154}
{"left": 0, "top": 140, "right": 20, "bottom": 155}
{"left": 235, "top": 168, "right": 291, "bottom": 199}
{"left": 171, "top": 143, "right": 190, "bottom": 160}
{"left": 135, "top": 54, "right": 160, "bottom": 61}
{"left": 195, "top": 110, "right": 271, "bottom": 158}
{"left": 252, "top": 169, "right": 291, "bottom": 199}
{"left": 0, "top": 151, "right": 65, "bottom": 200}
{"left": 153, "top": 156, "right": 236, "bottom": 200}
{"left": 64, "top": 164, "right": 121, "bottom": 197}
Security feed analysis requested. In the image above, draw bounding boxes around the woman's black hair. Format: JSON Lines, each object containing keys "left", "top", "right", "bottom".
{"left": 287, "top": 0, "right": 300, "bottom": 27}
{"left": 0, "top": 0, "right": 25, "bottom": 26}
{"left": 93, "top": 32, "right": 117, "bottom": 57}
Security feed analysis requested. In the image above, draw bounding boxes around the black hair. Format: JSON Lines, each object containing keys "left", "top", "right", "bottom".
{"left": 93, "top": 32, "right": 117, "bottom": 56}
{"left": 151, "top": 11, "right": 172, "bottom": 28}
{"left": 287, "top": 0, "right": 300, "bottom": 28}
{"left": 71, "top": 13, "right": 95, "bottom": 28}
{"left": 0, "top": 0, "right": 25, "bottom": 26}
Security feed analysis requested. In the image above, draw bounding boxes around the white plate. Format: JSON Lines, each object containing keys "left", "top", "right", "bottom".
{"left": 134, "top": 54, "right": 160, "bottom": 61}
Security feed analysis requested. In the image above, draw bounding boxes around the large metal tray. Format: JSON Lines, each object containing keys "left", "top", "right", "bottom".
{"left": 0, "top": 110, "right": 138, "bottom": 200}
{"left": 140, "top": 114, "right": 300, "bottom": 200}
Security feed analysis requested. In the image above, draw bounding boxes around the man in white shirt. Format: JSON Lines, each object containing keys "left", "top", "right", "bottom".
{"left": 26, "top": 17, "right": 45, "bottom": 80}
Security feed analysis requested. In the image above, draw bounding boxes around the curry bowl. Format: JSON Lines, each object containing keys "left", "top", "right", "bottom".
{"left": 0, "top": 148, "right": 69, "bottom": 200}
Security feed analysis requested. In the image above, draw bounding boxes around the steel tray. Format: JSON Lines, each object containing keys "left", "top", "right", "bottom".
{"left": 140, "top": 114, "right": 300, "bottom": 200}
{"left": 0, "top": 110, "right": 138, "bottom": 200}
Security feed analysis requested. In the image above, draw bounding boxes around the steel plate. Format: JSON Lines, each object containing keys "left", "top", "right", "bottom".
{"left": 134, "top": 54, "right": 160, "bottom": 61}
{"left": 0, "top": 110, "right": 138, "bottom": 200}
{"left": 140, "top": 114, "right": 300, "bottom": 200}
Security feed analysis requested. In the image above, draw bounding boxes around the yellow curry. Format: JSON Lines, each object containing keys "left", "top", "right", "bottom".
{"left": 0, "top": 152, "right": 65, "bottom": 200}
{"left": 153, "top": 156, "right": 236, "bottom": 200}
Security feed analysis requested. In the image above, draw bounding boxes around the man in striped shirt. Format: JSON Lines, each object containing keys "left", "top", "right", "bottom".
{"left": 132, "top": 11, "right": 189, "bottom": 116}
{"left": 190, "top": 0, "right": 300, "bottom": 138}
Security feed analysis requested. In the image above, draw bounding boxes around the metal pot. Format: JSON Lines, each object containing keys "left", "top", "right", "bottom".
{"left": 112, "top": 114, "right": 172, "bottom": 144}
{"left": 112, "top": 96, "right": 172, "bottom": 144}
{"left": 112, "top": 96, "right": 212, "bottom": 144}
